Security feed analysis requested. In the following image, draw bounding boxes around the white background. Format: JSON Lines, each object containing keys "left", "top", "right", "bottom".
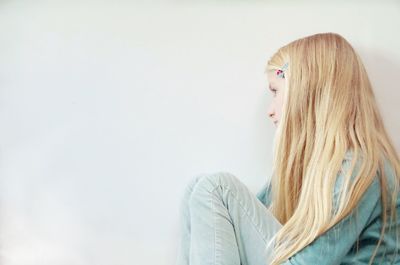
{"left": 0, "top": 1, "right": 399, "bottom": 264}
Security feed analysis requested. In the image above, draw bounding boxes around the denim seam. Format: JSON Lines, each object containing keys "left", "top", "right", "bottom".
{"left": 206, "top": 180, "right": 270, "bottom": 246}
{"left": 222, "top": 185, "right": 270, "bottom": 244}
{"left": 211, "top": 187, "right": 219, "bottom": 265}
{"left": 205, "top": 179, "right": 234, "bottom": 265}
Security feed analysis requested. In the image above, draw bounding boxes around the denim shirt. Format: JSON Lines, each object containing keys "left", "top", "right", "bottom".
{"left": 256, "top": 153, "right": 400, "bottom": 264}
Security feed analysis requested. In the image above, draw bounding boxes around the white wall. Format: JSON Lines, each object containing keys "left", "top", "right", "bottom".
{"left": 0, "top": 1, "right": 399, "bottom": 264}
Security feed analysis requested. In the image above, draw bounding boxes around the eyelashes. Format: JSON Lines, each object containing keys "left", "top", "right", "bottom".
{"left": 266, "top": 85, "right": 278, "bottom": 96}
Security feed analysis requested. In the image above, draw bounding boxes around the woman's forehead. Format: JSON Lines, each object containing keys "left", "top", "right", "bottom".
{"left": 266, "top": 69, "right": 285, "bottom": 87}
{"left": 267, "top": 70, "right": 279, "bottom": 80}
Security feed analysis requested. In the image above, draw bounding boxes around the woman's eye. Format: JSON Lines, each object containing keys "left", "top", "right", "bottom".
{"left": 271, "top": 89, "right": 277, "bottom": 95}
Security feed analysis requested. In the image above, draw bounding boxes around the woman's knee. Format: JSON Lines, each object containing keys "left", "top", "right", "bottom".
{"left": 180, "top": 173, "right": 209, "bottom": 204}
{"left": 189, "top": 171, "right": 239, "bottom": 197}
{"left": 205, "top": 171, "right": 240, "bottom": 187}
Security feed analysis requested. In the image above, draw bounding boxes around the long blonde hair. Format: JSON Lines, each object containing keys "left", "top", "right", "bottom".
{"left": 265, "top": 32, "right": 400, "bottom": 264}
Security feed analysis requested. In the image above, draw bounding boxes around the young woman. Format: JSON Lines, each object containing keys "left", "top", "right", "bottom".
{"left": 175, "top": 32, "right": 400, "bottom": 265}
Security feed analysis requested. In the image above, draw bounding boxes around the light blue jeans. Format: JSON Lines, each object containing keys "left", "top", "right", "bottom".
{"left": 175, "top": 171, "right": 283, "bottom": 265}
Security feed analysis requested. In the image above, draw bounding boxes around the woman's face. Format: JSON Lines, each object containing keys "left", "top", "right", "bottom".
{"left": 266, "top": 70, "right": 286, "bottom": 127}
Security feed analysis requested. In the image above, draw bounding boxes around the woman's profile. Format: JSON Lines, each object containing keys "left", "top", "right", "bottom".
{"left": 175, "top": 32, "right": 400, "bottom": 265}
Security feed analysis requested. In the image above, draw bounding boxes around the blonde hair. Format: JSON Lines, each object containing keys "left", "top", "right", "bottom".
{"left": 265, "top": 32, "right": 400, "bottom": 264}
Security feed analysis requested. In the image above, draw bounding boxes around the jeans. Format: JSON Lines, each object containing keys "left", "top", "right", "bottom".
{"left": 175, "top": 171, "right": 283, "bottom": 265}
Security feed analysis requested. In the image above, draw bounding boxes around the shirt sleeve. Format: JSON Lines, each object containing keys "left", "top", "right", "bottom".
{"left": 256, "top": 181, "right": 272, "bottom": 207}
{"left": 281, "top": 172, "right": 381, "bottom": 265}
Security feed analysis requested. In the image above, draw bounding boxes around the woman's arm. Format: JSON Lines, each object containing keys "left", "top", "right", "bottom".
{"left": 281, "top": 176, "right": 381, "bottom": 265}
{"left": 256, "top": 181, "right": 272, "bottom": 207}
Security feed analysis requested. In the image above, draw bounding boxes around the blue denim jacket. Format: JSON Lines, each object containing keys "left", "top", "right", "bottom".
{"left": 256, "top": 152, "right": 400, "bottom": 264}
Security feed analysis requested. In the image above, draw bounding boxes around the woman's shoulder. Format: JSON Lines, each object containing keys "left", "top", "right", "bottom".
{"left": 340, "top": 150, "right": 397, "bottom": 187}
{"left": 338, "top": 150, "right": 400, "bottom": 211}
{"left": 334, "top": 150, "right": 384, "bottom": 211}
